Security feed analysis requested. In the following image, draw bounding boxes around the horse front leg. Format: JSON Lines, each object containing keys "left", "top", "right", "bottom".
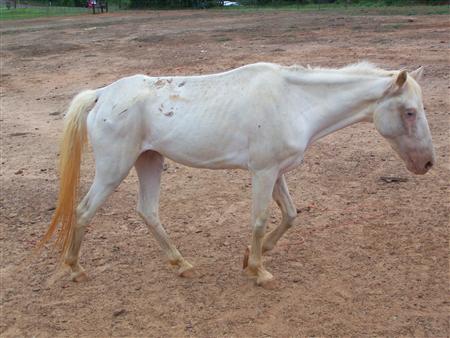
{"left": 243, "top": 175, "right": 297, "bottom": 270}
{"left": 243, "top": 169, "right": 278, "bottom": 286}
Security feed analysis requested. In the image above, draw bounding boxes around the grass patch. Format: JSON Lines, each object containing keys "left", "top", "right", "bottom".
{"left": 385, "top": 23, "right": 402, "bottom": 29}
{"left": 215, "top": 36, "right": 233, "bottom": 42}
{"left": 0, "top": 6, "right": 94, "bottom": 20}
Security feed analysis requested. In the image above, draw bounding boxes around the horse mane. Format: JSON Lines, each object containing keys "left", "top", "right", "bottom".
{"left": 279, "top": 61, "right": 397, "bottom": 87}
{"left": 285, "top": 61, "right": 394, "bottom": 77}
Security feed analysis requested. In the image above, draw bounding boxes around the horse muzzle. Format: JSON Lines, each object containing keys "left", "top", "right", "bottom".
{"left": 405, "top": 150, "right": 435, "bottom": 175}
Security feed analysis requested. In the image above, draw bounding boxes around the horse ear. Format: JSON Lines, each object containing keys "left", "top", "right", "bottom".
{"left": 395, "top": 70, "right": 408, "bottom": 88}
{"left": 410, "top": 66, "right": 424, "bottom": 82}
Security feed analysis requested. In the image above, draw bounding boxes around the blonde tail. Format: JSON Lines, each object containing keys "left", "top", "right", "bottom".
{"left": 38, "top": 90, "right": 98, "bottom": 259}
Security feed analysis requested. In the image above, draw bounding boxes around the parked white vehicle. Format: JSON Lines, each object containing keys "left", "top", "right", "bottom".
{"left": 223, "top": 1, "right": 240, "bottom": 6}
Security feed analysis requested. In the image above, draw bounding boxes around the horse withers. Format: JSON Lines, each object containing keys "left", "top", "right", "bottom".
{"left": 39, "top": 62, "right": 435, "bottom": 286}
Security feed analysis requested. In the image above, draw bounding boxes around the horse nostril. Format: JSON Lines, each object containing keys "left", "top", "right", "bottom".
{"left": 425, "top": 161, "right": 433, "bottom": 170}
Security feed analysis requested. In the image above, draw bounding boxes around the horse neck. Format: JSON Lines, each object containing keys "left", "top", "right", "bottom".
{"left": 284, "top": 69, "right": 392, "bottom": 145}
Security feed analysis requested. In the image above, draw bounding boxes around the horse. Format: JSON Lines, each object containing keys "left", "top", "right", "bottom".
{"left": 39, "top": 62, "right": 435, "bottom": 287}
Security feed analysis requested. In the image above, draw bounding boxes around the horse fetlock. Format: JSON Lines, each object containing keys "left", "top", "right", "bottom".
{"left": 169, "top": 258, "right": 179, "bottom": 266}
{"left": 168, "top": 256, "right": 194, "bottom": 277}
{"left": 243, "top": 266, "right": 258, "bottom": 278}
{"left": 64, "top": 254, "right": 77, "bottom": 266}
{"left": 244, "top": 264, "right": 274, "bottom": 286}
{"left": 247, "top": 257, "right": 262, "bottom": 273}
{"left": 285, "top": 213, "right": 297, "bottom": 226}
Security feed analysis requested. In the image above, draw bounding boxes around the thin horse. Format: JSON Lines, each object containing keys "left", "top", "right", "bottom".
{"left": 40, "top": 62, "right": 435, "bottom": 286}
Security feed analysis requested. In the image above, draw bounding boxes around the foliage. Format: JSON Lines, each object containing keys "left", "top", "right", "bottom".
{"left": 128, "top": 0, "right": 218, "bottom": 8}
{"left": 124, "top": 0, "right": 449, "bottom": 8}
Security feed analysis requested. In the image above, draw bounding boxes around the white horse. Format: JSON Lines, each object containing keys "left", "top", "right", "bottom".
{"left": 40, "top": 62, "right": 435, "bottom": 286}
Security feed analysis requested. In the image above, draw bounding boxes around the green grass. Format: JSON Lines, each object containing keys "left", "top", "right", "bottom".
{"left": 0, "top": 6, "right": 94, "bottom": 20}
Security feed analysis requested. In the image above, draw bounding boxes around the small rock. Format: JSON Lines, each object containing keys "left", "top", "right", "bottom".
{"left": 49, "top": 111, "right": 61, "bottom": 116}
{"left": 380, "top": 176, "right": 408, "bottom": 183}
{"left": 113, "top": 309, "right": 126, "bottom": 317}
{"left": 14, "top": 169, "right": 23, "bottom": 175}
{"left": 9, "top": 132, "right": 30, "bottom": 137}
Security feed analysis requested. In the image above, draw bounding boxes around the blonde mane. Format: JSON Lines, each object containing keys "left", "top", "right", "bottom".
{"left": 286, "top": 61, "right": 394, "bottom": 77}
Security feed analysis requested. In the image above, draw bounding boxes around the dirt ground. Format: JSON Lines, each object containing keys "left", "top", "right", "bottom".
{"left": 1, "top": 9, "right": 449, "bottom": 337}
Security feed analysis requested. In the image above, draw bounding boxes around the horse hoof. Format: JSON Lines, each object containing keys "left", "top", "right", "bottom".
{"left": 258, "top": 277, "right": 278, "bottom": 290}
{"left": 178, "top": 263, "right": 195, "bottom": 278}
{"left": 71, "top": 270, "right": 88, "bottom": 282}
{"left": 256, "top": 270, "right": 274, "bottom": 287}
{"left": 242, "top": 246, "right": 250, "bottom": 269}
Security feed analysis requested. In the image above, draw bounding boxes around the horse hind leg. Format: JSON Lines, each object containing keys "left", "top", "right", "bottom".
{"left": 65, "top": 151, "right": 138, "bottom": 281}
{"left": 135, "top": 151, "right": 194, "bottom": 277}
{"left": 64, "top": 181, "right": 116, "bottom": 281}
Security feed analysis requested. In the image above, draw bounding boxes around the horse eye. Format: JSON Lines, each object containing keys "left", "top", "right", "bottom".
{"left": 405, "top": 109, "right": 416, "bottom": 117}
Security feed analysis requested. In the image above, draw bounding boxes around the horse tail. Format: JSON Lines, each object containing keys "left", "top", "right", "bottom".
{"left": 37, "top": 89, "right": 98, "bottom": 259}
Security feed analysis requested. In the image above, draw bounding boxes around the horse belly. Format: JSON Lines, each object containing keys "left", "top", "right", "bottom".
{"left": 143, "top": 111, "right": 250, "bottom": 169}
{"left": 161, "top": 145, "right": 249, "bottom": 169}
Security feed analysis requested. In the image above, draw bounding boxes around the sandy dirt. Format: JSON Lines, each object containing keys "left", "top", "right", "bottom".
{"left": 1, "top": 9, "right": 449, "bottom": 337}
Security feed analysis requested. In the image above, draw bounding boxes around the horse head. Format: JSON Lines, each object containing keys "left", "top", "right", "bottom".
{"left": 374, "top": 67, "right": 435, "bottom": 174}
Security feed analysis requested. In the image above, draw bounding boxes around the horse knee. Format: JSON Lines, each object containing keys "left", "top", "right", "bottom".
{"left": 253, "top": 214, "right": 268, "bottom": 237}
